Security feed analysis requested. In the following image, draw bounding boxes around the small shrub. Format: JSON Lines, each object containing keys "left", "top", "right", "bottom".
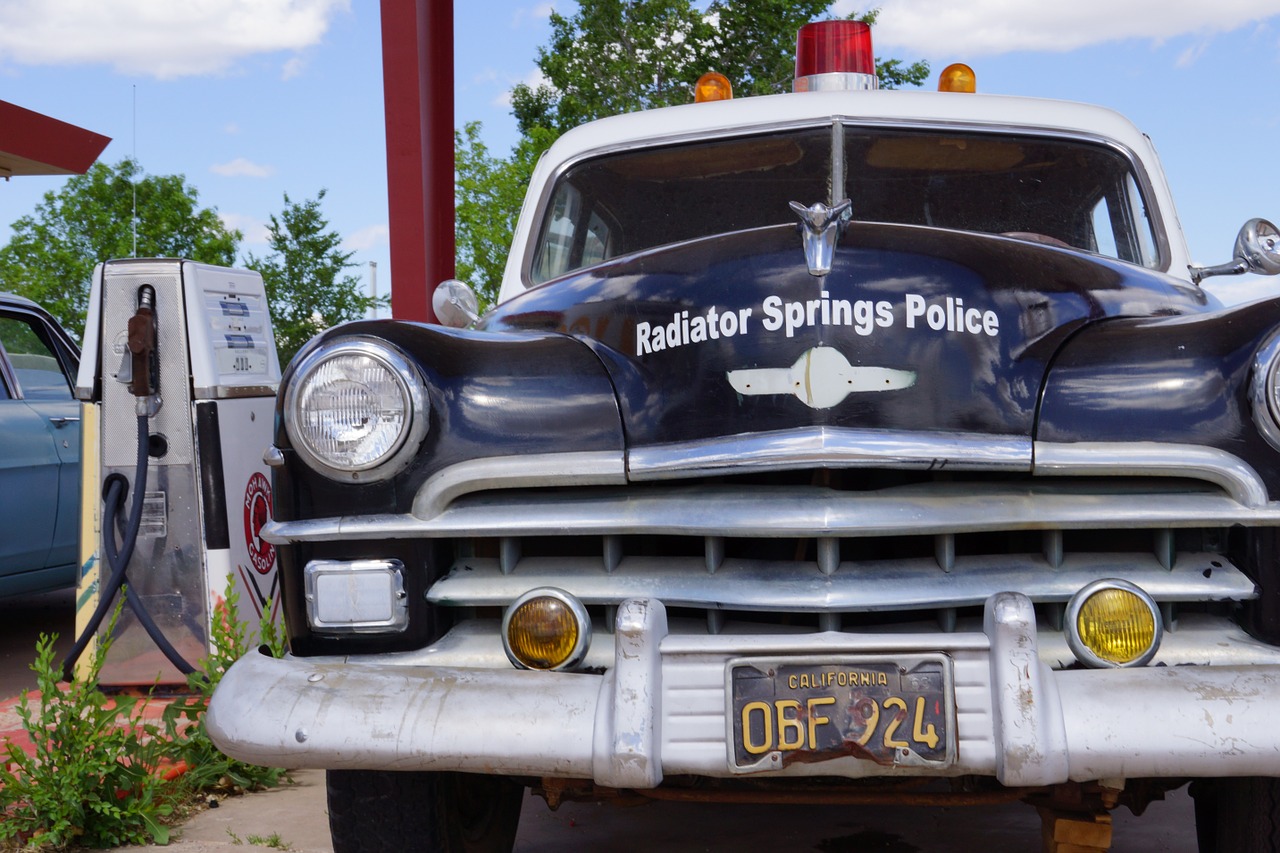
{"left": 0, "top": 606, "right": 177, "bottom": 849}
{"left": 0, "top": 587, "right": 290, "bottom": 849}
{"left": 161, "top": 587, "right": 290, "bottom": 794}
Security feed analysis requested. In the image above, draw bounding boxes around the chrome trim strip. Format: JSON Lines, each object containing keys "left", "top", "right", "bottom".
{"left": 427, "top": 552, "right": 1255, "bottom": 611}
{"left": 412, "top": 450, "right": 626, "bottom": 518}
{"left": 195, "top": 383, "right": 278, "bottom": 399}
{"left": 629, "top": 427, "right": 1030, "bottom": 481}
{"left": 262, "top": 482, "right": 1280, "bottom": 545}
{"left": 360, "top": 612, "right": 1280, "bottom": 671}
{"left": 1033, "top": 441, "right": 1269, "bottom": 508}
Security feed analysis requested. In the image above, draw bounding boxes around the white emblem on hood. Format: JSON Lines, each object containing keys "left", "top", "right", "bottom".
{"left": 727, "top": 346, "right": 916, "bottom": 409}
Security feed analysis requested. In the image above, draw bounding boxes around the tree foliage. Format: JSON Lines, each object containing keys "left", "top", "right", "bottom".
{"left": 0, "top": 158, "right": 239, "bottom": 338}
{"left": 455, "top": 122, "right": 557, "bottom": 309}
{"left": 458, "top": 1, "right": 930, "bottom": 300}
{"left": 511, "top": 3, "right": 929, "bottom": 135}
{"left": 246, "top": 190, "right": 377, "bottom": 365}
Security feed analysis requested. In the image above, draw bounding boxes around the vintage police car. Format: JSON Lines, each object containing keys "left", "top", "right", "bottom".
{"left": 209, "top": 21, "right": 1280, "bottom": 853}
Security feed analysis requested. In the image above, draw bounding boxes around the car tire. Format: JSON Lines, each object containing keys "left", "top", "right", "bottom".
{"left": 1191, "top": 777, "right": 1280, "bottom": 853}
{"left": 327, "top": 769, "right": 524, "bottom": 853}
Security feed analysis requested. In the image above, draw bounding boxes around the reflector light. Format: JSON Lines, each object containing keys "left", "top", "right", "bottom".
{"left": 795, "top": 20, "right": 875, "bottom": 78}
{"left": 503, "top": 588, "right": 591, "bottom": 671}
{"left": 938, "top": 63, "right": 976, "bottom": 93}
{"left": 695, "top": 71, "right": 733, "bottom": 103}
{"left": 1065, "top": 579, "right": 1162, "bottom": 668}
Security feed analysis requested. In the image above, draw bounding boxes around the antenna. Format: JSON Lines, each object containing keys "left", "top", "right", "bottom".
{"left": 132, "top": 84, "right": 137, "bottom": 257}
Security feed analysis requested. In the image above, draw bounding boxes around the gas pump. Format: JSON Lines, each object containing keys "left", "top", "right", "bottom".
{"left": 72, "top": 258, "right": 281, "bottom": 686}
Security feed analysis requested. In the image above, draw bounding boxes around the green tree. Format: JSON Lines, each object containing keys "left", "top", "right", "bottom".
{"left": 0, "top": 157, "right": 239, "bottom": 338}
{"left": 458, "top": 1, "right": 929, "bottom": 300}
{"left": 511, "top": 3, "right": 929, "bottom": 135}
{"left": 455, "top": 122, "right": 557, "bottom": 309}
{"left": 246, "top": 190, "right": 377, "bottom": 365}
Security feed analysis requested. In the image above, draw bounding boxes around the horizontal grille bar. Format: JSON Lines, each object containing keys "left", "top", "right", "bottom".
{"left": 429, "top": 550, "right": 1254, "bottom": 611}
{"left": 264, "top": 480, "right": 1280, "bottom": 545}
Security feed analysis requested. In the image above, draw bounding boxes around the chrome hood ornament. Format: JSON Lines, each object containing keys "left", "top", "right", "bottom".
{"left": 727, "top": 346, "right": 916, "bottom": 410}
{"left": 790, "top": 199, "right": 851, "bottom": 277}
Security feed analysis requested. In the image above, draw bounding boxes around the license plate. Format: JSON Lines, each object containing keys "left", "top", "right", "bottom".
{"left": 727, "top": 655, "right": 954, "bottom": 772}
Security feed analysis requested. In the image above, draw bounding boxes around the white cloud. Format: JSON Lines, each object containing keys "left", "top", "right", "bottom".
{"left": 211, "top": 157, "right": 275, "bottom": 178}
{"left": 219, "top": 212, "right": 270, "bottom": 245}
{"left": 511, "top": 2, "right": 555, "bottom": 28}
{"left": 0, "top": 0, "right": 350, "bottom": 79}
{"left": 1202, "top": 274, "right": 1279, "bottom": 306}
{"left": 223, "top": 122, "right": 241, "bottom": 135}
{"left": 857, "top": 0, "right": 1280, "bottom": 58}
{"left": 494, "top": 67, "right": 549, "bottom": 108}
{"left": 281, "top": 56, "right": 307, "bottom": 80}
{"left": 343, "top": 223, "right": 389, "bottom": 252}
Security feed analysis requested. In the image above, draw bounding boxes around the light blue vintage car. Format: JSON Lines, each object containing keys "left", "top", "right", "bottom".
{"left": 0, "top": 293, "right": 80, "bottom": 597}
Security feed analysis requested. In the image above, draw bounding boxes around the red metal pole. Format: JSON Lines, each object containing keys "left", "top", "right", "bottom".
{"left": 380, "top": 0, "right": 454, "bottom": 322}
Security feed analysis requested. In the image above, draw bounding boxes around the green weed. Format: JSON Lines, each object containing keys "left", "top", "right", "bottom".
{"left": 0, "top": 587, "right": 289, "bottom": 850}
{"left": 161, "top": 586, "right": 290, "bottom": 794}
{"left": 247, "top": 832, "right": 294, "bottom": 849}
{"left": 0, "top": 604, "right": 177, "bottom": 849}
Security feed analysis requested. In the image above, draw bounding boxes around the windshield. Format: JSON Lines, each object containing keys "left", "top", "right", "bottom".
{"left": 530, "top": 123, "right": 1161, "bottom": 285}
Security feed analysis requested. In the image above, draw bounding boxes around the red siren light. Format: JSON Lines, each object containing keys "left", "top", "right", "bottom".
{"left": 794, "top": 20, "right": 877, "bottom": 92}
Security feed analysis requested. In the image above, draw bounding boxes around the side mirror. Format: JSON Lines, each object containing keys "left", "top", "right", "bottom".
{"left": 1191, "top": 218, "right": 1280, "bottom": 283}
{"left": 431, "top": 279, "right": 480, "bottom": 328}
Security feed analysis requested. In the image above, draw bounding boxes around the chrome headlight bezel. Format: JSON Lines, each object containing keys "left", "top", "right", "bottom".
{"left": 1064, "top": 578, "right": 1163, "bottom": 669}
{"left": 283, "top": 337, "right": 428, "bottom": 482}
{"left": 1250, "top": 329, "right": 1280, "bottom": 452}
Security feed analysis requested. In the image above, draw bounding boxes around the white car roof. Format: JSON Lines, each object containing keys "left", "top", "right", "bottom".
{"left": 498, "top": 89, "right": 1191, "bottom": 302}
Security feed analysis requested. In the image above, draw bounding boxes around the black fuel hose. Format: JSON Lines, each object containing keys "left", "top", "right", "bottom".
{"left": 61, "top": 413, "right": 196, "bottom": 680}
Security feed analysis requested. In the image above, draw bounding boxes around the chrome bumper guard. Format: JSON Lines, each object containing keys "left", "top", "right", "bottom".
{"left": 208, "top": 593, "right": 1280, "bottom": 788}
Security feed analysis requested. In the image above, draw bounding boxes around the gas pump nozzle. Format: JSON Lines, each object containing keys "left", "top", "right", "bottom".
{"left": 126, "top": 285, "right": 161, "bottom": 416}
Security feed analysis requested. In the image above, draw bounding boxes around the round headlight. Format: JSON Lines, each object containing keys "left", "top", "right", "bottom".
{"left": 502, "top": 588, "right": 591, "bottom": 671}
{"left": 1065, "top": 579, "right": 1162, "bottom": 668}
{"left": 284, "top": 339, "right": 427, "bottom": 481}
{"left": 1251, "top": 330, "right": 1280, "bottom": 452}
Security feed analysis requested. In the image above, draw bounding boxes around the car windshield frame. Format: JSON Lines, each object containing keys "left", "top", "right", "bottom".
{"left": 524, "top": 119, "right": 1169, "bottom": 287}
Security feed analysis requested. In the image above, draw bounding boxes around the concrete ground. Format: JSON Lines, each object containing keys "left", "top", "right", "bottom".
{"left": 1, "top": 588, "right": 1200, "bottom": 852}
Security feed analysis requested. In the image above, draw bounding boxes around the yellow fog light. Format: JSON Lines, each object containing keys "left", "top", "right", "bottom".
{"left": 1065, "top": 579, "right": 1162, "bottom": 668}
{"left": 502, "top": 588, "right": 591, "bottom": 671}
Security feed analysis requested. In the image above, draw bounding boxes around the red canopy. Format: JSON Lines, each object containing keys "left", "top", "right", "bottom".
{"left": 0, "top": 100, "right": 110, "bottom": 178}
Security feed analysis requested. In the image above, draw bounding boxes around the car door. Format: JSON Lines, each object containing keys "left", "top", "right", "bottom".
{"left": 0, "top": 304, "right": 80, "bottom": 592}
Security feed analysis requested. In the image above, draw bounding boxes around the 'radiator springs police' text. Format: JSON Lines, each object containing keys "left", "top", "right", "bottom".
{"left": 635, "top": 292, "right": 1000, "bottom": 356}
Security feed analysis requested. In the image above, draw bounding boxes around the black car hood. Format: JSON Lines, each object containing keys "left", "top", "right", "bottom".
{"left": 485, "top": 222, "right": 1209, "bottom": 447}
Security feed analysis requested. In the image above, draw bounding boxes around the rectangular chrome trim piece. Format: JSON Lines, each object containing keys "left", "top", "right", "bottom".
{"left": 303, "top": 559, "right": 409, "bottom": 634}
{"left": 262, "top": 482, "right": 1280, "bottom": 545}
{"left": 427, "top": 552, "right": 1255, "bottom": 611}
{"left": 1034, "top": 441, "right": 1269, "bottom": 508}
{"left": 628, "top": 427, "right": 1032, "bottom": 481}
{"left": 411, "top": 450, "right": 627, "bottom": 518}
{"left": 194, "top": 383, "right": 279, "bottom": 400}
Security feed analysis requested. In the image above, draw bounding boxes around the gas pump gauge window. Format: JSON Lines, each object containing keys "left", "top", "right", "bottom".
{"left": 284, "top": 338, "right": 428, "bottom": 482}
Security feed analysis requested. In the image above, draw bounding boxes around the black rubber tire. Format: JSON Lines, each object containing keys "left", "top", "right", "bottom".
{"left": 1191, "top": 777, "right": 1280, "bottom": 853}
{"left": 327, "top": 770, "right": 524, "bottom": 853}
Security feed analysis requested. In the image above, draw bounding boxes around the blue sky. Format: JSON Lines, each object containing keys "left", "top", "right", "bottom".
{"left": 2, "top": 0, "right": 1280, "bottom": 310}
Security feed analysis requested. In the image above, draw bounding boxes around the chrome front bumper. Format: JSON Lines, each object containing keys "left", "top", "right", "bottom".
{"left": 208, "top": 593, "right": 1280, "bottom": 788}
